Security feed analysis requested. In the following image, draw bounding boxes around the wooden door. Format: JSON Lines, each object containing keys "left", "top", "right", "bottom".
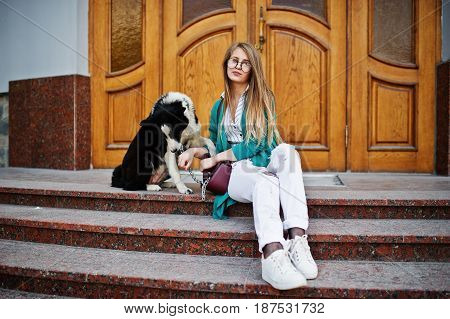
{"left": 349, "top": 0, "right": 440, "bottom": 172}
{"left": 91, "top": 0, "right": 440, "bottom": 172}
{"left": 90, "top": 0, "right": 161, "bottom": 167}
{"left": 163, "top": 0, "right": 346, "bottom": 171}
{"left": 256, "top": 0, "right": 347, "bottom": 171}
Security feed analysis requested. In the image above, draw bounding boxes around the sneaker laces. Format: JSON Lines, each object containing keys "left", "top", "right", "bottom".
{"left": 290, "top": 235, "right": 314, "bottom": 263}
{"left": 270, "top": 244, "right": 297, "bottom": 275}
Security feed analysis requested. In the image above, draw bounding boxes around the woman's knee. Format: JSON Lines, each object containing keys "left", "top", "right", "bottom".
{"left": 268, "top": 143, "right": 299, "bottom": 173}
{"left": 274, "top": 143, "right": 299, "bottom": 158}
{"left": 274, "top": 143, "right": 293, "bottom": 154}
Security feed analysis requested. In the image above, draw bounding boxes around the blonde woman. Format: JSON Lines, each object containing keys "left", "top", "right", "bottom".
{"left": 178, "top": 42, "right": 317, "bottom": 290}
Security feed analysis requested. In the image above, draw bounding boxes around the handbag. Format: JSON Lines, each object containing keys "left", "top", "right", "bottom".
{"left": 200, "top": 152, "right": 232, "bottom": 196}
{"left": 185, "top": 151, "right": 232, "bottom": 200}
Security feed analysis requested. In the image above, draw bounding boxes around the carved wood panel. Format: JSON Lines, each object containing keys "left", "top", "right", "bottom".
{"left": 179, "top": 31, "right": 233, "bottom": 138}
{"left": 270, "top": 29, "right": 328, "bottom": 150}
{"left": 369, "top": 77, "right": 416, "bottom": 150}
{"left": 108, "top": 84, "right": 143, "bottom": 147}
{"left": 350, "top": 0, "right": 438, "bottom": 172}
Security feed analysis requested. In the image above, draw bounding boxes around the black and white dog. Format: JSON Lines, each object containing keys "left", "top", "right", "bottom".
{"left": 111, "top": 92, "right": 216, "bottom": 194}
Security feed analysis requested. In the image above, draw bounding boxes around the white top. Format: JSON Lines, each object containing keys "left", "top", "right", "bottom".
{"left": 221, "top": 86, "right": 248, "bottom": 143}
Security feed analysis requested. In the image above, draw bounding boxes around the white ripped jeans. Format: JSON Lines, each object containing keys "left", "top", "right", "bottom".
{"left": 227, "top": 143, "right": 309, "bottom": 252}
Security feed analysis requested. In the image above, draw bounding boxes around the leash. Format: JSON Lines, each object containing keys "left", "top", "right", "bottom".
{"left": 175, "top": 145, "right": 210, "bottom": 201}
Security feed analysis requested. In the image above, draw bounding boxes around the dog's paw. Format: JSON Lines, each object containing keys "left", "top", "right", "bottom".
{"left": 168, "top": 139, "right": 182, "bottom": 153}
{"left": 176, "top": 184, "right": 193, "bottom": 194}
{"left": 146, "top": 184, "right": 162, "bottom": 192}
{"left": 169, "top": 144, "right": 182, "bottom": 153}
{"left": 182, "top": 187, "right": 194, "bottom": 195}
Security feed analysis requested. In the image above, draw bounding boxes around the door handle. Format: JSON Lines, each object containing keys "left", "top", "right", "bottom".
{"left": 255, "top": 6, "right": 265, "bottom": 52}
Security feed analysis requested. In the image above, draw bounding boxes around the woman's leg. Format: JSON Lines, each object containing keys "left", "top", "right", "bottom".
{"left": 266, "top": 143, "right": 318, "bottom": 279}
{"left": 228, "top": 158, "right": 307, "bottom": 290}
{"left": 266, "top": 143, "right": 309, "bottom": 233}
{"left": 228, "top": 159, "right": 286, "bottom": 253}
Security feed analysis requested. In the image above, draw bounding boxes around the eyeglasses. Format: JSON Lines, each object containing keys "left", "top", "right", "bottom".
{"left": 227, "top": 58, "right": 252, "bottom": 73}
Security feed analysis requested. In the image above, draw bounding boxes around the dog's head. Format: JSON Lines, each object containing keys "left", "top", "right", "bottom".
{"left": 145, "top": 92, "right": 201, "bottom": 152}
{"left": 160, "top": 92, "right": 200, "bottom": 133}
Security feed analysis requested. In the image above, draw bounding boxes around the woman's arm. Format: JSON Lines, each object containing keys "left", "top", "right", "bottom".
{"left": 178, "top": 147, "right": 207, "bottom": 170}
{"left": 199, "top": 148, "right": 237, "bottom": 171}
{"left": 179, "top": 146, "right": 236, "bottom": 171}
{"left": 214, "top": 148, "right": 237, "bottom": 162}
{"left": 192, "top": 147, "right": 209, "bottom": 158}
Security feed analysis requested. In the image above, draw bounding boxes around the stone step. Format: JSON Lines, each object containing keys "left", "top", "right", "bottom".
{"left": 0, "top": 205, "right": 448, "bottom": 261}
{"left": 0, "top": 287, "right": 70, "bottom": 299}
{"left": 0, "top": 186, "right": 448, "bottom": 219}
{"left": 0, "top": 240, "right": 448, "bottom": 298}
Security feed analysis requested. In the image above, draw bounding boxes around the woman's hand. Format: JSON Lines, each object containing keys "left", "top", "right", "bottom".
{"left": 200, "top": 156, "right": 218, "bottom": 172}
{"left": 177, "top": 148, "right": 196, "bottom": 170}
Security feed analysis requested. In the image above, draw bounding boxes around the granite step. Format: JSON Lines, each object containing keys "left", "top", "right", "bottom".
{"left": 0, "top": 185, "right": 448, "bottom": 219}
{"left": 0, "top": 205, "right": 448, "bottom": 261}
{"left": 1, "top": 168, "right": 448, "bottom": 219}
{"left": 0, "top": 287, "right": 71, "bottom": 299}
{"left": 0, "top": 239, "right": 448, "bottom": 298}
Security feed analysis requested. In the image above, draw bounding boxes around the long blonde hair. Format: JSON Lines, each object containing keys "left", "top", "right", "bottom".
{"left": 221, "top": 42, "right": 283, "bottom": 146}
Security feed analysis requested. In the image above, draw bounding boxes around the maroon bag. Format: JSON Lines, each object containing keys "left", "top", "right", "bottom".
{"left": 200, "top": 153, "right": 232, "bottom": 195}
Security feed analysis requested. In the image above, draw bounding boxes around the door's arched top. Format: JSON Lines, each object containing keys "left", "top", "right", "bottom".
{"left": 179, "top": 29, "right": 234, "bottom": 57}
{"left": 270, "top": 27, "right": 329, "bottom": 52}
{"left": 270, "top": 0, "right": 328, "bottom": 26}
{"left": 180, "top": 0, "right": 234, "bottom": 33}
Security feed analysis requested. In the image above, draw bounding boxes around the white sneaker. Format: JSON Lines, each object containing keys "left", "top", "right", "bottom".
{"left": 261, "top": 248, "right": 307, "bottom": 290}
{"left": 288, "top": 234, "right": 318, "bottom": 279}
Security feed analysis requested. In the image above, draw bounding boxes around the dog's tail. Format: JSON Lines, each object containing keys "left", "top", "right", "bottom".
{"left": 111, "top": 165, "right": 124, "bottom": 188}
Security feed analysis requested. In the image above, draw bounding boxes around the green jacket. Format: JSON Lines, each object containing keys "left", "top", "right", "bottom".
{"left": 204, "top": 97, "right": 279, "bottom": 220}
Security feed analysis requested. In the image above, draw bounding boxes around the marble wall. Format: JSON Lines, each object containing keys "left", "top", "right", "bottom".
{"left": 0, "top": 93, "right": 8, "bottom": 167}
{"left": 437, "top": 61, "right": 449, "bottom": 175}
{"left": 9, "top": 75, "right": 90, "bottom": 170}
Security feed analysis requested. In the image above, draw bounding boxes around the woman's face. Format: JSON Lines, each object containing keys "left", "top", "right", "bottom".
{"left": 226, "top": 47, "right": 251, "bottom": 85}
